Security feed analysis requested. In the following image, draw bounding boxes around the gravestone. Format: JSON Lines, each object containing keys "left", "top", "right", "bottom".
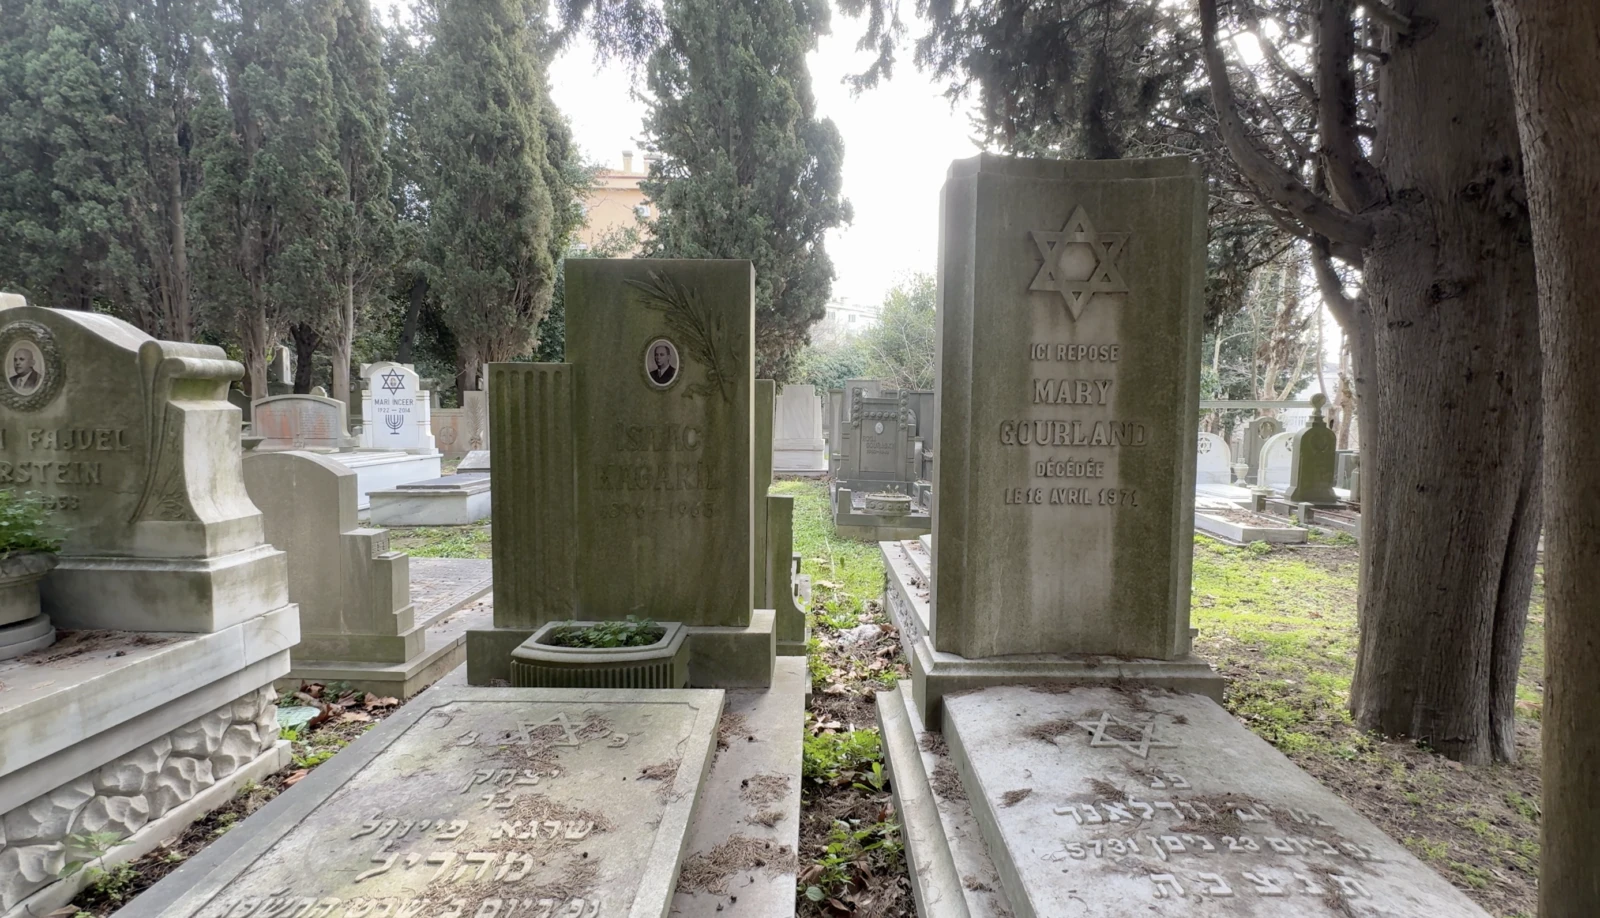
{"left": 924, "top": 684, "right": 1493, "bottom": 918}
{"left": 825, "top": 387, "right": 844, "bottom": 476}
{"left": 241, "top": 451, "right": 470, "bottom": 696}
{"left": 1258, "top": 431, "right": 1294, "bottom": 494}
{"left": 0, "top": 295, "right": 295, "bottom": 913}
{"left": 0, "top": 295, "right": 291, "bottom": 633}
{"left": 459, "top": 449, "right": 491, "bottom": 473}
{"left": 755, "top": 380, "right": 775, "bottom": 611}
{"left": 360, "top": 362, "right": 436, "bottom": 453}
{"left": 928, "top": 155, "right": 1212, "bottom": 671}
{"left": 773, "top": 383, "right": 827, "bottom": 474}
{"left": 1239, "top": 415, "right": 1282, "bottom": 484}
{"left": 431, "top": 407, "right": 467, "bottom": 458}
{"left": 252, "top": 394, "right": 352, "bottom": 450}
{"left": 470, "top": 260, "right": 774, "bottom": 688}
{"left": 113, "top": 687, "right": 724, "bottom": 918}
{"left": 1194, "top": 432, "right": 1231, "bottom": 484}
{"left": 266, "top": 346, "right": 293, "bottom": 396}
{"left": 1285, "top": 394, "right": 1339, "bottom": 506}
{"left": 831, "top": 386, "right": 931, "bottom": 539}
{"left": 462, "top": 387, "right": 491, "bottom": 452}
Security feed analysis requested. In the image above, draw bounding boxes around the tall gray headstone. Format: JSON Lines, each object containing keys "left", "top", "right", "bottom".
{"left": 932, "top": 155, "right": 1207, "bottom": 663}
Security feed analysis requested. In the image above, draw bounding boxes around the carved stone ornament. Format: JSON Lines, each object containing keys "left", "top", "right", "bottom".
{"left": 0, "top": 320, "right": 64, "bottom": 412}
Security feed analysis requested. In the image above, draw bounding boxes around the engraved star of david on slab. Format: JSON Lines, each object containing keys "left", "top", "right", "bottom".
{"left": 1075, "top": 711, "right": 1177, "bottom": 759}
{"left": 379, "top": 368, "right": 407, "bottom": 395}
{"left": 1029, "top": 205, "right": 1130, "bottom": 319}
{"left": 519, "top": 712, "right": 584, "bottom": 747}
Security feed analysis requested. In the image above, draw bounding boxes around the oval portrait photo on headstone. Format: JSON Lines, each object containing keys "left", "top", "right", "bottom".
{"left": 644, "top": 337, "right": 680, "bottom": 390}
{"left": 0, "top": 320, "right": 63, "bottom": 411}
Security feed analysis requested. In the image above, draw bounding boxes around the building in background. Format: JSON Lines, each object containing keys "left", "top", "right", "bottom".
{"left": 811, "top": 297, "right": 880, "bottom": 345}
{"left": 575, "top": 151, "right": 654, "bottom": 254}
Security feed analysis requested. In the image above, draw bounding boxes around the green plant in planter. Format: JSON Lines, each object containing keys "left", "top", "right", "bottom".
{"left": 0, "top": 490, "right": 63, "bottom": 558}
{"left": 547, "top": 616, "right": 665, "bottom": 649}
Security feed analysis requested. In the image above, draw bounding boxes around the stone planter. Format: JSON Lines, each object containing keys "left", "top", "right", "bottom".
{"left": 0, "top": 551, "right": 56, "bottom": 627}
{"left": 864, "top": 492, "right": 913, "bottom": 516}
{"left": 510, "top": 621, "right": 689, "bottom": 689}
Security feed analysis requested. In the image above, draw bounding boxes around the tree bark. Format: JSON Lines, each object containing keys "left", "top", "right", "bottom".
{"left": 1493, "top": 0, "right": 1600, "bottom": 908}
{"left": 290, "top": 322, "right": 320, "bottom": 394}
{"left": 331, "top": 267, "right": 355, "bottom": 408}
{"left": 1348, "top": 0, "right": 1542, "bottom": 765}
{"left": 398, "top": 274, "right": 424, "bottom": 364}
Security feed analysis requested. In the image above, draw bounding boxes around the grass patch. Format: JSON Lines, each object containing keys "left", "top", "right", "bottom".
{"left": 388, "top": 524, "right": 492, "bottom": 559}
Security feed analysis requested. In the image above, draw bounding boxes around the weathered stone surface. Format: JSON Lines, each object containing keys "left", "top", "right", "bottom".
{"left": 0, "top": 842, "right": 66, "bottom": 910}
{"left": 116, "top": 687, "right": 724, "bottom": 918}
{"left": 147, "top": 756, "right": 215, "bottom": 819}
{"left": 3, "top": 777, "right": 93, "bottom": 844}
{"left": 170, "top": 710, "right": 230, "bottom": 757}
{"left": 943, "top": 685, "right": 1491, "bottom": 918}
{"left": 932, "top": 156, "right": 1205, "bottom": 662}
{"left": 251, "top": 393, "right": 350, "bottom": 450}
{"left": 211, "top": 724, "right": 262, "bottom": 777}
{"left": 74, "top": 793, "right": 151, "bottom": 837}
{"left": 0, "top": 295, "right": 290, "bottom": 633}
{"left": 94, "top": 740, "right": 168, "bottom": 794}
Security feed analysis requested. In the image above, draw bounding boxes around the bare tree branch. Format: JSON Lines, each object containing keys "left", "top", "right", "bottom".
{"left": 1316, "top": 0, "right": 1384, "bottom": 213}
{"left": 1309, "top": 234, "right": 1363, "bottom": 334}
{"left": 1357, "top": 0, "right": 1412, "bottom": 35}
{"left": 1199, "top": 0, "right": 1375, "bottom": 247}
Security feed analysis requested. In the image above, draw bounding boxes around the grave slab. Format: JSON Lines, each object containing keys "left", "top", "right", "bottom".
{"left": 943, "top": 684, "right": 1492, "bottom": 918}
{"left": 369, "top": 473, "right": 493, "bottom": 526}
{"left": 117, "top": 686, "right": 725, "bottom": 918}
{"left": 669, "top": 656, "right": 806, "bottom": 917}
{"left": 1192, "top": 509, "right": 1307, "bottom": 545}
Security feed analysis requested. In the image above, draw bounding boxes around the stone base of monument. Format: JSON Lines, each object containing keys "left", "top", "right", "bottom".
{"left": 112, "top": 686, "right": 724, "bottom": 918}
{"left": 469, "top": 609, "right": 778, "bottom": 690}
{"left": 328, "top": 449, "right": 443, "bottom": 512}
{"left": 42, "top": 544, "right": 292, "bottom": 633}
{"left": 882, "top": 540, "right": 1225, "bottom": 730}
{"left": 0, "top": 614, "right": 56, "bottom": 662}
{"left": 284, "top": 558, "right": 494, "bottom": 698}
{"left": 878, "top": 682, "right": 1493, "bottom": 918}
{"left": 510, "top": 621, "right": 691, "bottom": 689}
{"left": 0, "top": 608, "right": 297, "bottom": 913}
{"left": 832, "top": 484, "right": 932, "bottom": 541}
{"left": 774, "top": 437, "right": 829, "bottom": 478}
{"left": 368, "top": 472, "right": 492, "bottom": 526}
{"left": 1193, "top": 509, "right": 1308, "bottom": 545}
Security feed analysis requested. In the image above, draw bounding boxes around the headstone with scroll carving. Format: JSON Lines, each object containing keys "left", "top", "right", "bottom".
{"left": 0, "top": 294, "right": 292, "bottom": 633}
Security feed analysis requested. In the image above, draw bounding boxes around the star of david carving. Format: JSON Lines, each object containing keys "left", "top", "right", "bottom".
{"left": 519, "top": 712, "right": 584, "bottom": 748}
{"left": 1075, "top": 711, "right": 1177, "bottom": 759}
{"left": 1029, "top": 206, "right": 1130, "bottom": 319}
{"left": 379, "top": 368, "right": 407, "bottom": 395}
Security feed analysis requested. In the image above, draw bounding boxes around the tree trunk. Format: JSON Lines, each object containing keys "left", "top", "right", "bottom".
{"left": 1348, "top": 0, "right": 1542, "bottom": 764}
{"left": 331, "top": 267, "right": 355, "bottom": 407}
{"left": 291, "top": 322, "right": 320, "bottom": 394}
{"left": 243, "top": 307, "right": 270, "bottom": 399}
{"left": 1494, "top": 0, "right": 1600, "bottom": 908}
{"left": 397, "top": 274, "right": 424, "bottom": 364}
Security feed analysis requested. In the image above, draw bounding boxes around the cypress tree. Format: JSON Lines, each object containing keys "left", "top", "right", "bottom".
{"left": 415, "top": 0, "right": 569, "bottom": 391}
{"left": 641, "top": 0, "right": 851, "bottom": 380}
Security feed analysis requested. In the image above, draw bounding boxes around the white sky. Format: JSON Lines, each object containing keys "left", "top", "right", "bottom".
{"left": 374, "top": 0, "right": 985, "bottom": 308}
{"left": 545, "top": 23, "right": 985, "bottom": 307}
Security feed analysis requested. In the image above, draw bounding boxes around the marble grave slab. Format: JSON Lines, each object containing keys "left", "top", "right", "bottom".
{"left": 118, "top": 687, "right": 724, "bottom": 918}
{"left": 944, "top": 685, "right": 1491, "bottom": 918}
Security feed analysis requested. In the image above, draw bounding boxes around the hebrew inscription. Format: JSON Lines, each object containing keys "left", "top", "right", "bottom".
{"left": 185, "top": 697, "right": 715, "bottom": 918}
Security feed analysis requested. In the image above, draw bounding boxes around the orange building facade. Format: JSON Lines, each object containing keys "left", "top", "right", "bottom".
{"left": 575, "top": 152, "right": 655, "bottom": 254}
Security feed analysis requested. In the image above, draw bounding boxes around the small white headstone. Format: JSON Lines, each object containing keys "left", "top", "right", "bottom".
{"left": 359, "top": 361, "right": 435, "bottom": 452}
{"left": 1195, "top": 432, "right": 1232, "bottom": 484}
{"left": 1259, "top": 431, "right": 1295, "bottom": 493}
